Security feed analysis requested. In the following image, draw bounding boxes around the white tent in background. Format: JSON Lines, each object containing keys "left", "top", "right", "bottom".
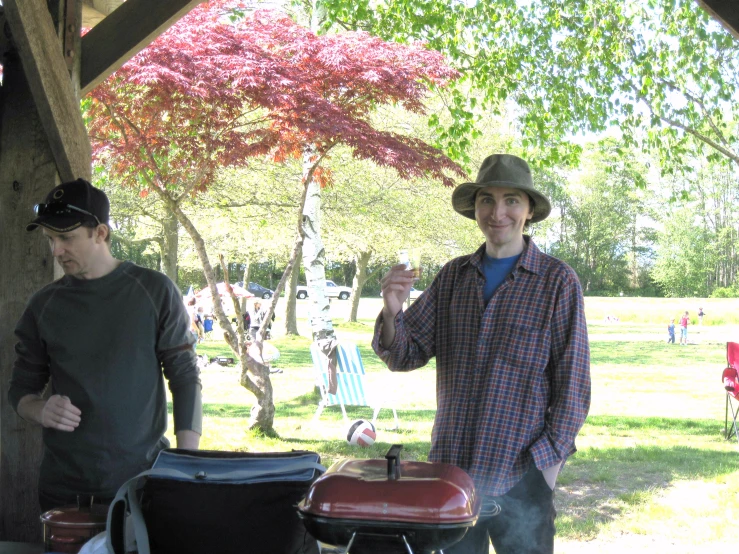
{"left": 195, "top": 282, "right": 254, "bottom": 300}
{"left": 194, "top": 283, "right": 254, "bottom": 316}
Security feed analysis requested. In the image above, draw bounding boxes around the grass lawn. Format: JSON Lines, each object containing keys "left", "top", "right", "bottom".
{"left": 166, "top": 297, "right": 739, "bottom": 553}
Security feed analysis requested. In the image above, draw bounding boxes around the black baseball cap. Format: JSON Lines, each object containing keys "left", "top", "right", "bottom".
{"left": 27, "top": 179, "right": 110, "bottom": 232}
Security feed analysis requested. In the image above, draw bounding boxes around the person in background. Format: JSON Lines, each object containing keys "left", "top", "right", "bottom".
{"left": 698, "top": 307, "right": 705, "bottom": 326}
{"left": 249, "top": 301, "right": 262, "bottom": 340}
{"left": 680, "top": 311, "right": 690, "bottom": 345}
{"left": 374, "top": 154, "right": 591, "bottom": 554}
{"left": 8, "top": 178, "right": 202, "bottom": 512}
{"left": 667, "top": 319, "right": 676, "bottom": 344}
{"left": 195, "top": 306, "right": 206, "bottom": 342}
{"left": 186, "top": 297, "right": 199, "bottom": 345}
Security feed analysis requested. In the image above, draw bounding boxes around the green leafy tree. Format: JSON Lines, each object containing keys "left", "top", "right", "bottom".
{"left": 651, "top": 160, "right": 739, "bottom": 296}
{"left": 318, "top": 0, "right": 739, "bottom": 173}
{"left": 93, "top": 169, "right": 181, "bottom": 282}
{"left": 320, "top": 149, "right": 471, "bottom": 321}
{"left": 546, "top": 142, "right": 651, "bottom": 294}
{"left": 87, "top": 2, "right": 462, "bottom": 432}
{"left": 651, "top": 206, "right": 713, "bottom": 296}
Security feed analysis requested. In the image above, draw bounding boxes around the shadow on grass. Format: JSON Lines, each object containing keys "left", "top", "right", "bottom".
{"left": 558, "top": 444, "right": 739, "bottom": 537}
{"left": 182, "top": 393, "right": 439, "bottom": 423}
{"left": 557, "top": 416, "right": 739, "bottom": 538}
{"left": 173, "top": 402, "right": 739, "bottom": 540}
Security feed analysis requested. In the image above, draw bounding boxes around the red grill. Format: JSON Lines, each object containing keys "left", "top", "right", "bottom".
{"left": 297, "top": 445, "right": 480, "bottom": 553}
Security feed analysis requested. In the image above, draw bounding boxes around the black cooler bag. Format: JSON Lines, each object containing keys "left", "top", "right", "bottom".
{"left": 107, "top": 448, "right": 325, "bottom": 554}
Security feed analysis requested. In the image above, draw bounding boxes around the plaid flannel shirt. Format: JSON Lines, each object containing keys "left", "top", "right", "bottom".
{"left": 372, "top": 237, "right": 591, "bottom": 496}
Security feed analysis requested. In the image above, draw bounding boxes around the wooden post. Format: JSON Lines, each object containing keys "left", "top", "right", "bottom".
{"left": 0, "top": 49, "right": 58, "bottom": 542}
{"left": 0, "top": 0, "right": 199, "bottom": 540}
{"left": 0, "top": 0, "right": 86, "bottom": 541}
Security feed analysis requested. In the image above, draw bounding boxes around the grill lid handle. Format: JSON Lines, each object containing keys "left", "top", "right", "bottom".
{"left": 385, "top": 444, "right": 403, "bottom": 480}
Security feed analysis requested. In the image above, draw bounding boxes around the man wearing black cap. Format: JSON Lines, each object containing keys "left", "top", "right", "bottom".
{"left": 373, "top": 154, "right": 591, "bottom": 553}
{"left": 9, "top": 178, "right": 202, "bottom": 511}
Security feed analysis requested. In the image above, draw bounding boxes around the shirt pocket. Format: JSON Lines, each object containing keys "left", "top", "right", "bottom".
{"left": 492, "top": 324, "right": 551, "bottom": 420}
{"left": 498, "top": 323, "right": 551, "bottom": 375}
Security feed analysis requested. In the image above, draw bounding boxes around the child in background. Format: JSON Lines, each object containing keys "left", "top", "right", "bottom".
{"left": 679, "top": 311, "right": 690, "bottom": 345}
{"left": 667, "top": 319, "right": 676, "bottom": 344}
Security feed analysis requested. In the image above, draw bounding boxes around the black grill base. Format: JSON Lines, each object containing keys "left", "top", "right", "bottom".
{"left": 300, "top": 513, "right": 471, "bottom": 554}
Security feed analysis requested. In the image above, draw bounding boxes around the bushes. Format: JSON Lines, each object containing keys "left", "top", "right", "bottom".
{"left": 710, "top": 286, "right": 739, "bottom": 298}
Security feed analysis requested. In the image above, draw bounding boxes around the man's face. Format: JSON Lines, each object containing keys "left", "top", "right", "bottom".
{"left": 42, "top": 226, "right": 104, "bottom": 279}
{"left": 474, "top": 186, "right": 533, "bottom": 256}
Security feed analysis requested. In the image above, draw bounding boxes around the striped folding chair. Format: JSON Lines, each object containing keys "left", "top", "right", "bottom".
{"left": 310, "top": 342, "right": 399, "bottom": 429}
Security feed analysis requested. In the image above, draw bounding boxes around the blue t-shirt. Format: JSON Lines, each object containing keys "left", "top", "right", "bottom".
{"left": 482, "top": 253, "right": 521, "bottom": 304}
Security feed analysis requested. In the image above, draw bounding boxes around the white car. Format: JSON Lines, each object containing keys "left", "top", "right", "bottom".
{"left": 380, "top": 287, "right": 423, "bottom": 301}
{"left": 296, "top": 280, "right": 352, "bottom": 300}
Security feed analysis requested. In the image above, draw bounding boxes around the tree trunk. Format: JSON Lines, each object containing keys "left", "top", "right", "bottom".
{"left": 0, "top": 49, "right": 56, "bottom": 542}
{"left": 284, "top": 242, "right": 302, "bottom": 335}
{"left": 160, "top": 209, "right": 179, "bottom": 285}
{"left": 348, "top": 250, "right": 372, "bottom": 322}
{"left": 159, "top": 192, "right": 275, "bottom": 432}
{"left": 301, "top": 150, "right": 334, "bottom": 342}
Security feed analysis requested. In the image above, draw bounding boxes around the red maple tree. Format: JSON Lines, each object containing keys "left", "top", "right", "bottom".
{"left": 86, "top": 0, "right": 463, "bottom": 431}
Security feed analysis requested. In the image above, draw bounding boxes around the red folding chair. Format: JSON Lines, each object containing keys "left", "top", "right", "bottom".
{"left": 722, "top": 342, "right": 739, "bottom": 443}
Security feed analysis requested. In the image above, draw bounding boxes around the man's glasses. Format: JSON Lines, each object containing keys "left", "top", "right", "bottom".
{"left": 34, "top": 202, "right": 102, "bottom": 226}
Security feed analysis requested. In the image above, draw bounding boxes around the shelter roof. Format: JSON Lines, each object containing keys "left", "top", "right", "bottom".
{"left": 698, "top": 0, "right": 739, "bottom": 38}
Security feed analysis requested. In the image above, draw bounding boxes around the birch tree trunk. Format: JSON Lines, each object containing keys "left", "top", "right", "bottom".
{"left": 302, "top": 2, "right": 335, "bottom": 344}
{"left": 301, "top": 149, "right": 335, "bottom": 343}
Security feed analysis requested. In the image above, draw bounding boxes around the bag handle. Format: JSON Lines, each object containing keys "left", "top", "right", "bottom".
{"left": 107, "top": 475, "right": 151, "bottom": 554}
{"left": 107, "top": 459, "right": 326, "bottom": 554}
{"left": 139, "top": 460, "right": 326, "bottom": 483}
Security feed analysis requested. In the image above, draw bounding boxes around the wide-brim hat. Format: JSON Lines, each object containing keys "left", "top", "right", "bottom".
{"left": 27, "top": 178, "right": 110, "bottom": 232}
{"left": 451, "top": 154, "right": 552, "bottom": 224}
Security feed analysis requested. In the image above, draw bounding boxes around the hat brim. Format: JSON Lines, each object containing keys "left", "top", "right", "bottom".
{"left": 451, "top": 180, "right": 552, "bottom": 224}
{"left": 26, "top": 215, "right": 85, "bottom": 233}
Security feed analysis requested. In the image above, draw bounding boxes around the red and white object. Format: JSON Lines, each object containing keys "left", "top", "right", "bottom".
{"left": 724, "top": 342, "right": 739, "bottom": 444}
{"left": 346, "top": 419, "right": 376, "bottom": 447}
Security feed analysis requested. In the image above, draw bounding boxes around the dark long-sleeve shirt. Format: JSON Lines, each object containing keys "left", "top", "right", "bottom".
{"left": 372, "top": 238, "right": 590, "bottom": 496}
{"left": 9, "top": 261, "right": 202, "bottom": 498}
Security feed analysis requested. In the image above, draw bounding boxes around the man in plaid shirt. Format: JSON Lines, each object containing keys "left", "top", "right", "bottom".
{"left": 373, "top": 154, "right": 591, "bottom": 554}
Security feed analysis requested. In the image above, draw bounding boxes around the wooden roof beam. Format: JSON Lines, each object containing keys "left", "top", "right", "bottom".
{"left": 697, "top": 0, "right": 739, "bottom": 39}
{"left": 3, "top": 0, "right": 91, "bottom": 182}
{"left": 80, "top": 0, "right": 203, "bottom": 95}
{"left": 81, "top": 4, "right": 109, "bottom": 28}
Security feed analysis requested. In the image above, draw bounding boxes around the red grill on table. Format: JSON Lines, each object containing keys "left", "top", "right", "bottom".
{"left": 297, "top": 445, "right": 480, "bottom": 554}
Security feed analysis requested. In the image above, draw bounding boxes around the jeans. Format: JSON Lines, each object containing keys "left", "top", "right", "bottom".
{"left": 446, "top": 465, "right": 556, "bottom": 554}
